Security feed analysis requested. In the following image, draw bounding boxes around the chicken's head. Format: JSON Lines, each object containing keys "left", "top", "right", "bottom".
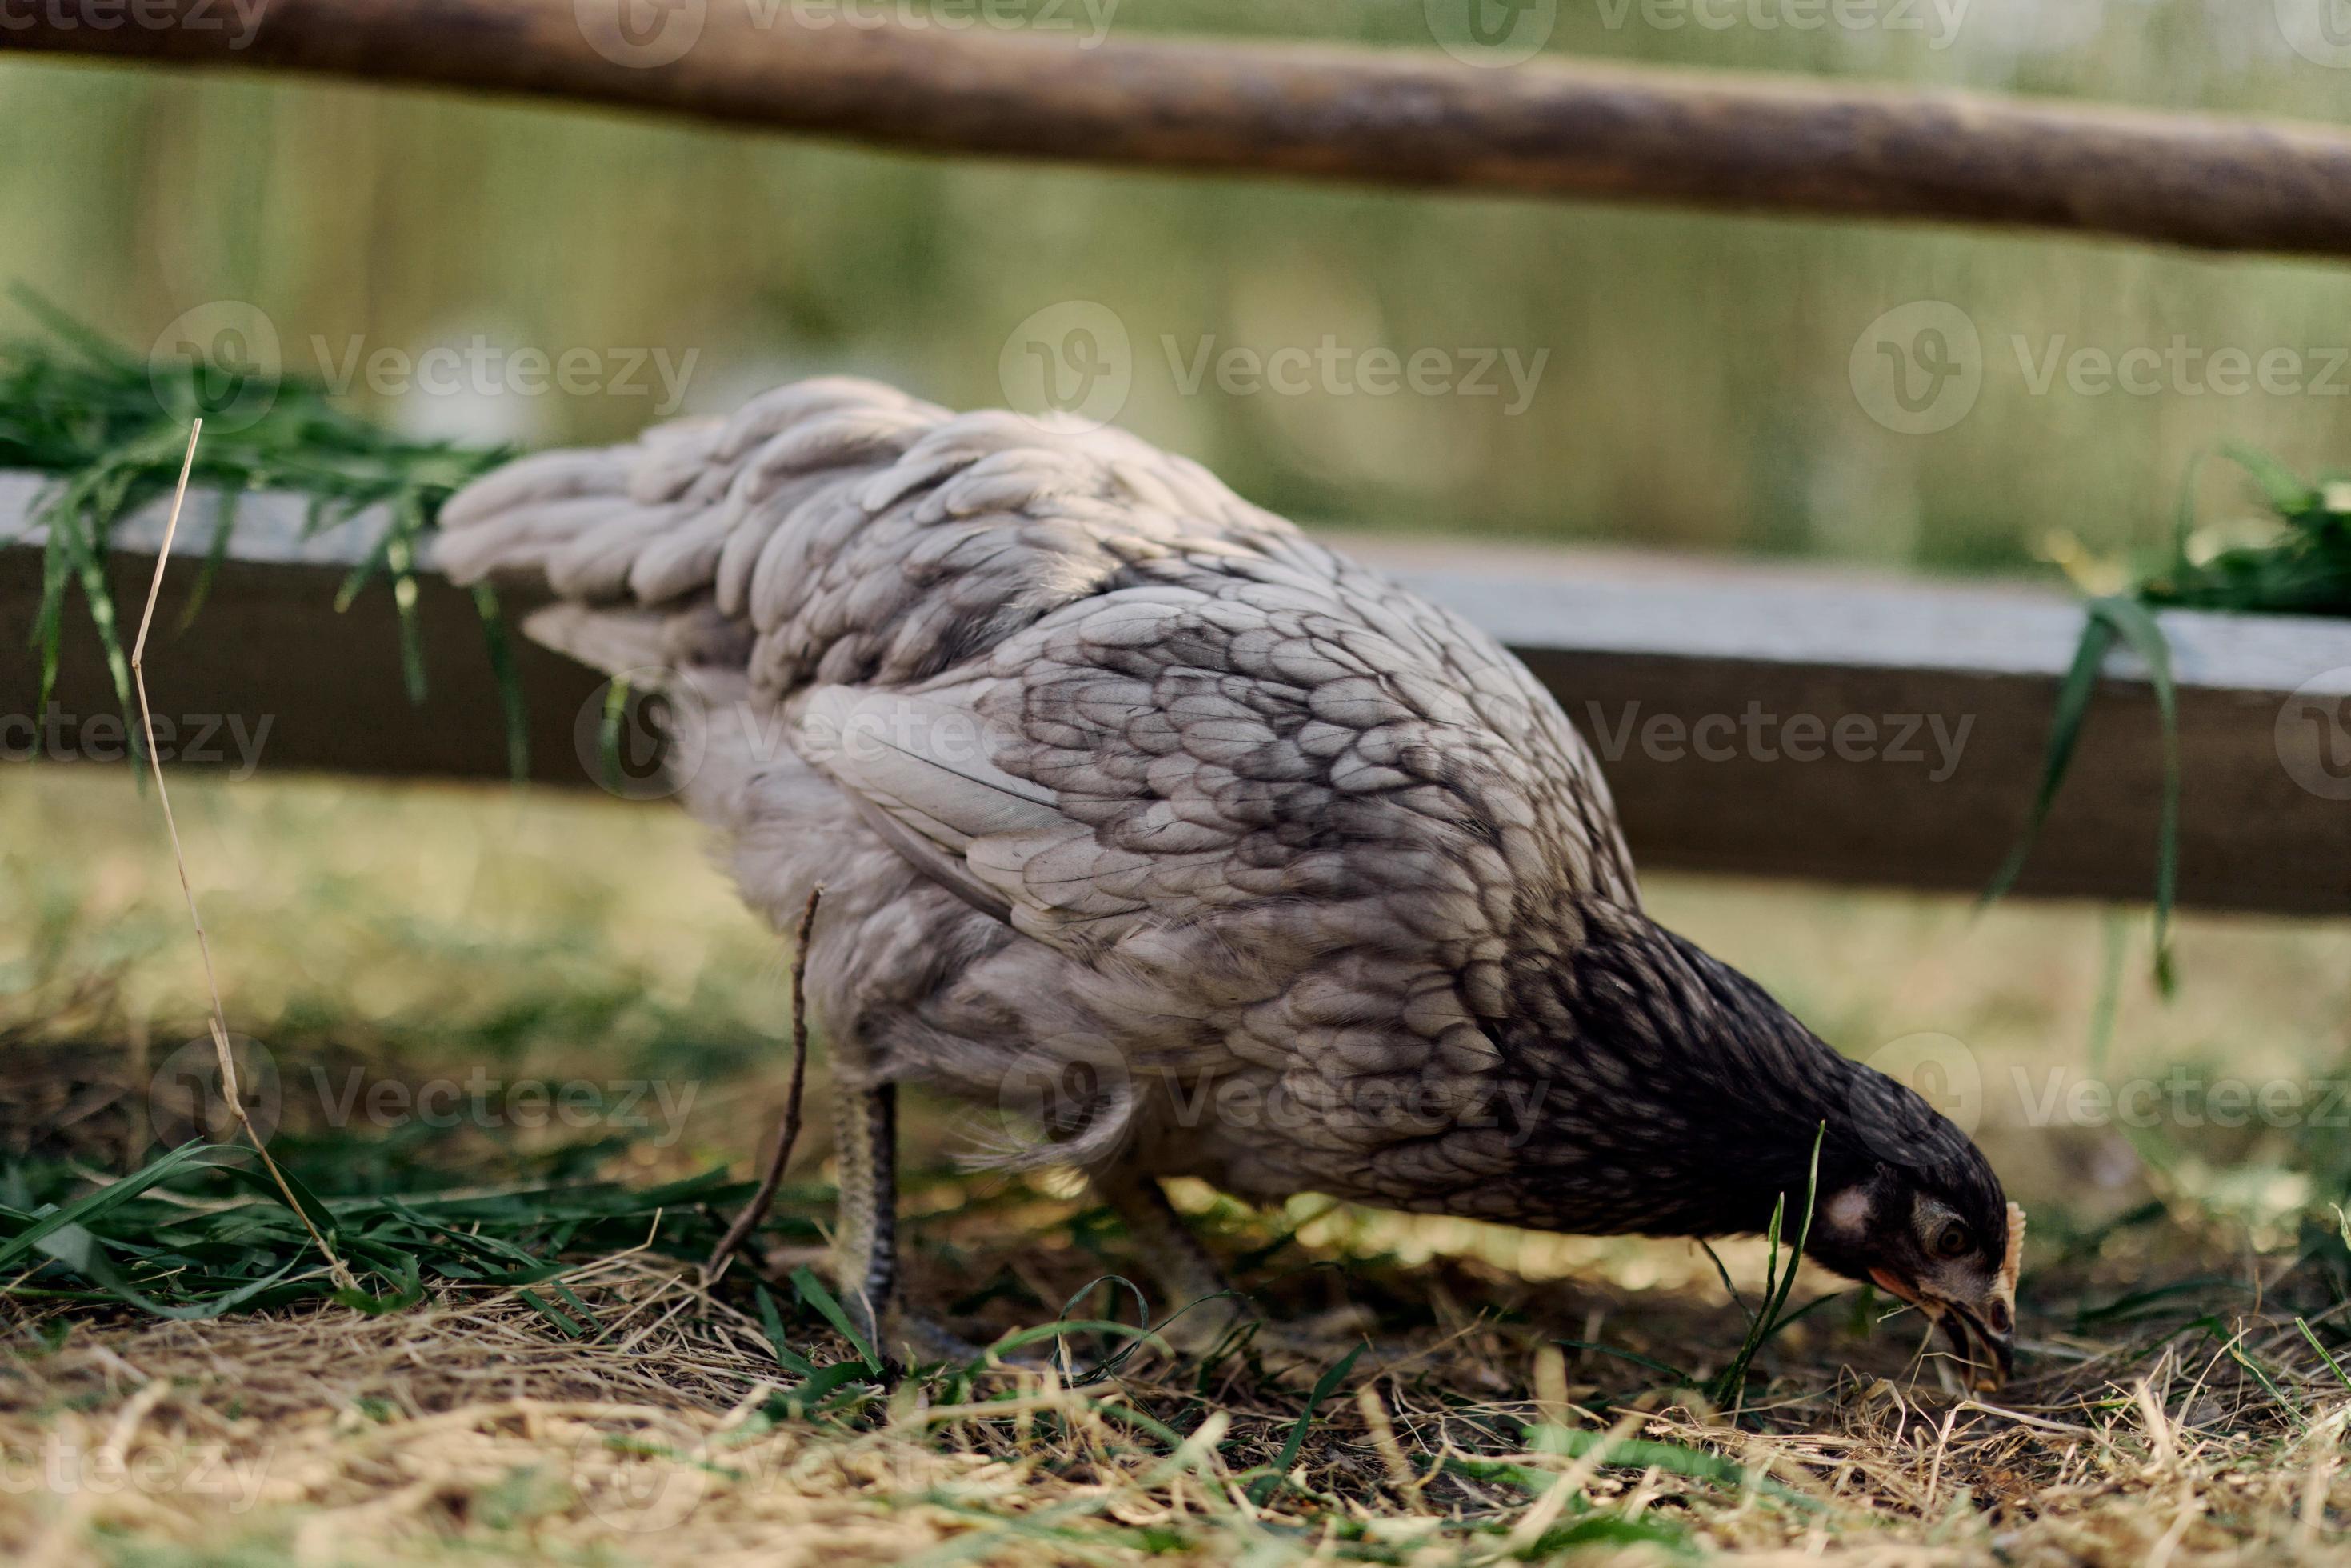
{"left": 1809, "top": 1164, "right": 2022, "bottom": 1389}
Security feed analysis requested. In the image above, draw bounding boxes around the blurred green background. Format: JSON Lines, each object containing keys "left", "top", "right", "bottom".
{"left": 6, "top": 0, "right": 2351, "bottom": 574}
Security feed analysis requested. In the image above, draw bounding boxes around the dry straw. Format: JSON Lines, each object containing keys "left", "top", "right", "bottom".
{"left": 128, "top": 418, "right": 357, "bottom": 1293}
{"left": 706, "top": 884, "right": 823, "bottom": 1278}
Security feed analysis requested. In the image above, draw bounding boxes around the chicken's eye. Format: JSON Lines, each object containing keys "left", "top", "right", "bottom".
{"left": 1933, "top": 1222, "right": 1972, "bottom": 1259}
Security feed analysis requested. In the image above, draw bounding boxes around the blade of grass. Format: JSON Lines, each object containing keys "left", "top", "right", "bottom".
{"left": 790, "top": 1264, "right": 881, "bottom": 1371}
{"left": 2297, "top": 1318, "right": 2351, "bottom": 1392}
{"left": 1707, "top": 1122, "right": 1825, "bottom": 1410}
{"left": 2089, "top": 595, "right": 2181, "bottom": 993}
{"left": 1245, "top": 1343, "right": 1361, "bottom": 1505}
{"left": 1985, "top": 610, "right": 2116, "bottom": 909}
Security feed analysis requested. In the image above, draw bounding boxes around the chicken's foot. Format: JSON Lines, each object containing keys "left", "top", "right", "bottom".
{"left": 1095, "top": 1167, "right": 1408, "bottom": 1379}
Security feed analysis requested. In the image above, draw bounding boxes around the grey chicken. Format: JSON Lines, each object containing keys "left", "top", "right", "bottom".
{"left": 438, "top": 378, "right": 2021, "bottom": 1382}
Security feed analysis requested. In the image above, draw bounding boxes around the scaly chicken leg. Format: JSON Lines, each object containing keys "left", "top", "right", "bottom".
{"left": 828, "top": 1078, "right": 898, "bottom": 1353}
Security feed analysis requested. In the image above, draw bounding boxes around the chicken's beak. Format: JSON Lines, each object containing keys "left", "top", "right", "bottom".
{"left": 1870, "top": 1269, "right": 2015, "bottom": 1391}
{"left": 1936, "top": 1298, "right": 2014, "bottom": 1390}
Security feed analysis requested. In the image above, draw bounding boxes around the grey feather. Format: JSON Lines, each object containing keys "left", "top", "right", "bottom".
{"left": 438, "top": 377, "right": 1655, "bottom": 1210}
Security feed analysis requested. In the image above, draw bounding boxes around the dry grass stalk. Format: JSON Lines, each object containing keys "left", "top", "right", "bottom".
{"left": 706, "top": 884, "right": 823, "bottom": 1277}
{"left": 126, "top": 418, "right": 355, "bottom": 1293}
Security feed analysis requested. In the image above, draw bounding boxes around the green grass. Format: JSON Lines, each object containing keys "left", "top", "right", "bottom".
{"left": 0, "top": 293, "right": 516, "bottom": 762}
{"left": 1990, "top": 448, "right": 2351, "bottom": 990}
{"left": 2145, "top": 447, "right": 2351, "bottom": 618}
{"left": 0, "top": 1138, "right": 748, "bottom": 1323}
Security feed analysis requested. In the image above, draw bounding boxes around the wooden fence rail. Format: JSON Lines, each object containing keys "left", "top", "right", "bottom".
{"left": 11, "top": 0, "right": 2351, "bottom": 258}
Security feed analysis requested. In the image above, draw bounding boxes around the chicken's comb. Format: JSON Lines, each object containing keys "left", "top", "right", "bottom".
{"left": 1994, "top": 1201, "right": 2026, "bottom": 1313}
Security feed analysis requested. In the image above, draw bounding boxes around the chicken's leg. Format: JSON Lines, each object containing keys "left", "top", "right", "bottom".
{"left": 1094, "top": 1167, "right": 1250, "bottom": 1354}
{"left": 1097, "top": 1167, "right": 1393, "bottom": 1375}
{"left": 829, "top": 1078, "right": 997, "bottom": 1370}
{"left": 829, "top": 1077, "right": 898, "bottom": 1350}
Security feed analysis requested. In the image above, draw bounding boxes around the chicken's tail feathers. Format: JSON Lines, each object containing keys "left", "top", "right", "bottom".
{"left": 432, "top": 377, "right": 946, "bottom": 608}
{"left": 437, "top": 371, "right": 1283, "bottom": 710}
{"left": 944, "top": 1038, "right": 1142, "bottom": 1178}
{"left": 519, "top": 604, "right": 670, "bottom": 681}
{"left": 517, "top": 602, "right": 754, "bottom": 699}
